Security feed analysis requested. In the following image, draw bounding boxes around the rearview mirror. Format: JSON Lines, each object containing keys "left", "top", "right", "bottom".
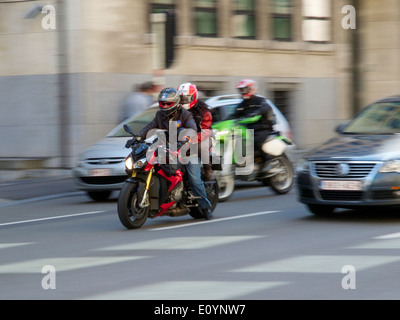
{"left": 124, "top": 124, "right": 135, "bottom": 136}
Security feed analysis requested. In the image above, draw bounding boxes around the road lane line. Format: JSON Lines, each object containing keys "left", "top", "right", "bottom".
{"left": 0, "top": 211, "right": 104, "bottom": 227}
{"left": 231, "top": 255, "right": 400, "bottom": 273}
{"left": 150, "top": 210, "right": 279, "bottom": 231}
{"left": 0, "top": 191, "right": 84, "bottom": 208}
{"left": 374, "top": 232, "right": 400, "bottom": 240}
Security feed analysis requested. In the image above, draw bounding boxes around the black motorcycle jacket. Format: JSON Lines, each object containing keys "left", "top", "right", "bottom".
{"left": 139, "top": 108, "right": 197, "bottom": 140}
{"left": 228, "top": 95, "right": 276, "bottom": 132}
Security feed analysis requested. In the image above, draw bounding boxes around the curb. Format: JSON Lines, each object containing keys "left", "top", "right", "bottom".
{"left": 0, "top": 169, "right": 72, "bottom": 183}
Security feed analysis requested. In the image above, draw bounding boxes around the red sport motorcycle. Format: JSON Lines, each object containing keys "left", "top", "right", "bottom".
{"left": 117, "top": 124, "right": 220, "bottom": 229}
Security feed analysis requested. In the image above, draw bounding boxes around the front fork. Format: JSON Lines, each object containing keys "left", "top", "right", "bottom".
{"left": 139, "top": 169, "right": 153, "bottom": 208}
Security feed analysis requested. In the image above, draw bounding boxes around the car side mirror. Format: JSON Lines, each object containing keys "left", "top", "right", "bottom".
{"left": 335, "top": 123, "right": 347, "bottom": 133}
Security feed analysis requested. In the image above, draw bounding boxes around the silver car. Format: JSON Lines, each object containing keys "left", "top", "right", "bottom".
{"left": 72, "top": 95, "right": 294, "bottom": 201}
{"left": 296, "top": 94, "right": 400, "bottom": 215}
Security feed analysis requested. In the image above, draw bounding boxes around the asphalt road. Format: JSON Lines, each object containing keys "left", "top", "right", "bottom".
{"left": 1, "top": 177, "right": 400, "bottom": 302}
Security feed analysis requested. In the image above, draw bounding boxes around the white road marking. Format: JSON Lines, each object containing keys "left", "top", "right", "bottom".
{"left": 98, "top": 236, "right": 264, "bottom": 251}
{"left": 374, "top": 232, "right": 400, "bottom": 240}
{"left": 84, "top": 280, "right": 288, "bottom": 300}
{"left": 0, "top": 243, "right": 35, "bottom": 249}
{"left": 231, "top": 255, "right": 400, "bottom": 273}
{"left": 0, "top": 192, "right": 83, "bottom": 208}
{"left": 0, "top": 211, "right": 104, "bottom": 227}
{"left": 0, "top": 256, "right": 147, "bottom": 273}
{"left": 350, "top": 238, "right": 400, "bottom": 249}
{"left": 150, "top": 210, "right": 279, "bottom": 231}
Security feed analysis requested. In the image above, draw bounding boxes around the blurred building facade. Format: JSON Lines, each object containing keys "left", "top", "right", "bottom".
{"left": 0, "top": 0, "right": 397, "bottom": 169}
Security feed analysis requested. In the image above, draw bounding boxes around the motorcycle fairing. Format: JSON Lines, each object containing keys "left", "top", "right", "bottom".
{"left": 158, "top": 168, "right": 183, "bottom": 192}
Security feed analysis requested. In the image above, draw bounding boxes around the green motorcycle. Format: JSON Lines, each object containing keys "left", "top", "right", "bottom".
{"left": 212, "top": 114, "right": 294, "bottom": 201}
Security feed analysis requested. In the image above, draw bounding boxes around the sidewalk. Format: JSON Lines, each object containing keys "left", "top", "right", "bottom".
{"left": 0, "top": 168, "right": 72, "bottom": 183}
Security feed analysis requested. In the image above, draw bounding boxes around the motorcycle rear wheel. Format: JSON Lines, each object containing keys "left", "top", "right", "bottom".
{"left": 267, "top": 154, "right": 294, "bottom": 195}
{"left": 117, "top": 182, "right": 149, "bottom": 229}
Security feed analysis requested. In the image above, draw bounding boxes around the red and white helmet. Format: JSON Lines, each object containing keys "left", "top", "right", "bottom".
{"left": 236, "top": 79, "right": 257, "bottom": 99}
{"left": 177, "top": 82, "right": 198, "bottom": 110}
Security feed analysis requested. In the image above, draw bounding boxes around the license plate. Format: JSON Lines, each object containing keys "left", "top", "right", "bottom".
{"left": 320, "top": 180, "right": 362, "bottom": 191}
{"left": 90, "top": 169, "right": 111, "bottom": 177}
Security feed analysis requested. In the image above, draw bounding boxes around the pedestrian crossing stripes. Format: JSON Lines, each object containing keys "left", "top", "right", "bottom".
{"left": 97, "top": 236, "right": 264, "bottom": 251}
{"left": 1, "top": 231, "right": 400, "bottom": 298}
{"left": 0, "top": 243, "right": 34, "bottom": 249}
{"left": 350, "top": 237, "right": 400, "bottom": 249}
{"left": 0, "top": 256, "right": 148, "bottom": 273}
{"left": 231, "top": 255, "right": 400, "bottom": 273}
{"left": 84, "top": 281, "right": 288, "bottom": 300}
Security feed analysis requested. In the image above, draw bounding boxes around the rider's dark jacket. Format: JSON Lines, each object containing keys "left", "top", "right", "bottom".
{"left": 227, "top": 95, "right": 276, "bottom": 133}
{"left": 139, "top": 108, "right": 197, "bottom": 140}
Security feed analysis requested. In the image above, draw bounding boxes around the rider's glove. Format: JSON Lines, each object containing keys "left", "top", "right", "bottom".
{"left": 177, "top": 136, "right": 191, "bottom": 149}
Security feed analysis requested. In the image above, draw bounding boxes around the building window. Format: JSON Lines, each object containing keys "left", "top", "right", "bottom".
{"left": 151, "top": 0, "right": 175, "bottom": 13}
{"left": 302, "top": 0, "right": 331, "bottom": 43}
{"left": 233, "top": 0, "right": 256, "bottom": 39}
{"left": 273, "top": 90, "right": 292, "bottom": 125}
{"left": 194, "top": 0, "right": 217, "bottom": 37}
{"left": 271, "top": 0, "right": 292, "bottom": 41}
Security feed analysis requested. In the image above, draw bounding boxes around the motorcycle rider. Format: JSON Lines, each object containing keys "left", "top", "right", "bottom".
{"left": 228, "top": 79, "right": 276, "bottom": 168}
{"left": 177, "top": 82, "right": 216, "bottom": 181}
{"left": 139, "top": 87, "right": 214, "bottom": 220}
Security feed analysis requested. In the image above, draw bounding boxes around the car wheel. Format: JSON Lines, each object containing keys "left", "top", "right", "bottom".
{"left": 306, "top": 204, "right": 335, "bottom": 216}
{"left": 87, "top": 191, "right": 112, "bottom": 201}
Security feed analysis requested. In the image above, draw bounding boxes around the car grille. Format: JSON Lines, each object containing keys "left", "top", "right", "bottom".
{"left": 320, "top": 190, "right": 363, "bottom": 201}
{"left": 85, "top": 157, "right": 125, "bottom": 165}
{"left": 314, "top": 162, "right": 376, "bottom": 178}
{"left": 79, "top": 175, "right": 127, "bottom": 185}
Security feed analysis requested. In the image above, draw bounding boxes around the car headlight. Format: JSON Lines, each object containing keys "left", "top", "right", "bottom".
{"left": 125, "top": 155, "right": 133, "bottom": 170}
{"left": 379, "top": 160, "right": 400, "bottom": 173}
{"left": 296, "top": 158, "right": 310, "bottom": 173}
{"left": 133, "top": 157, "right": 147, "bottom": 169}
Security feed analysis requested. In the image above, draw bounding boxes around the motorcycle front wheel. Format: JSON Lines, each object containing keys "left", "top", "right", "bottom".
{"left": 266, "top": 154, "right": 294, "bottom": 195}
{"left": 117, "top": 182, "right": 149, "bottom": 229}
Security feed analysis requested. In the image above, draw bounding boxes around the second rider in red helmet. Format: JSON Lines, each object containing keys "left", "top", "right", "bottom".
{"left": 177, "top": 82, "right": 216, "bottom": 182}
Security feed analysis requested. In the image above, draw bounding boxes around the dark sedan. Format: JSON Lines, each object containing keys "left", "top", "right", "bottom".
{"left": 296, "top": 95, "right": 400, "bottom": 215}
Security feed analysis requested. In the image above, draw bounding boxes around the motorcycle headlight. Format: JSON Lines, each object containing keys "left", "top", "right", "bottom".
{"left": 379, "top": 160, "right": 400, "bottom": 173}
{"left": 133, "top": 157, "right": 147, "bottom": 169}
{"left": 296, "top": 158, "right": 310, "bottom": 173}
{"left": 125, "top": 155, "right": 133, "bottom": 170}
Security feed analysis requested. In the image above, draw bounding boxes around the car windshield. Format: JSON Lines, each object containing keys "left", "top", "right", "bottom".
{"left": 107, "top": 108, "right": 158, "bottom": 137}
{"left": 343, "top": 102, "right": 400, "bottom": 134}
